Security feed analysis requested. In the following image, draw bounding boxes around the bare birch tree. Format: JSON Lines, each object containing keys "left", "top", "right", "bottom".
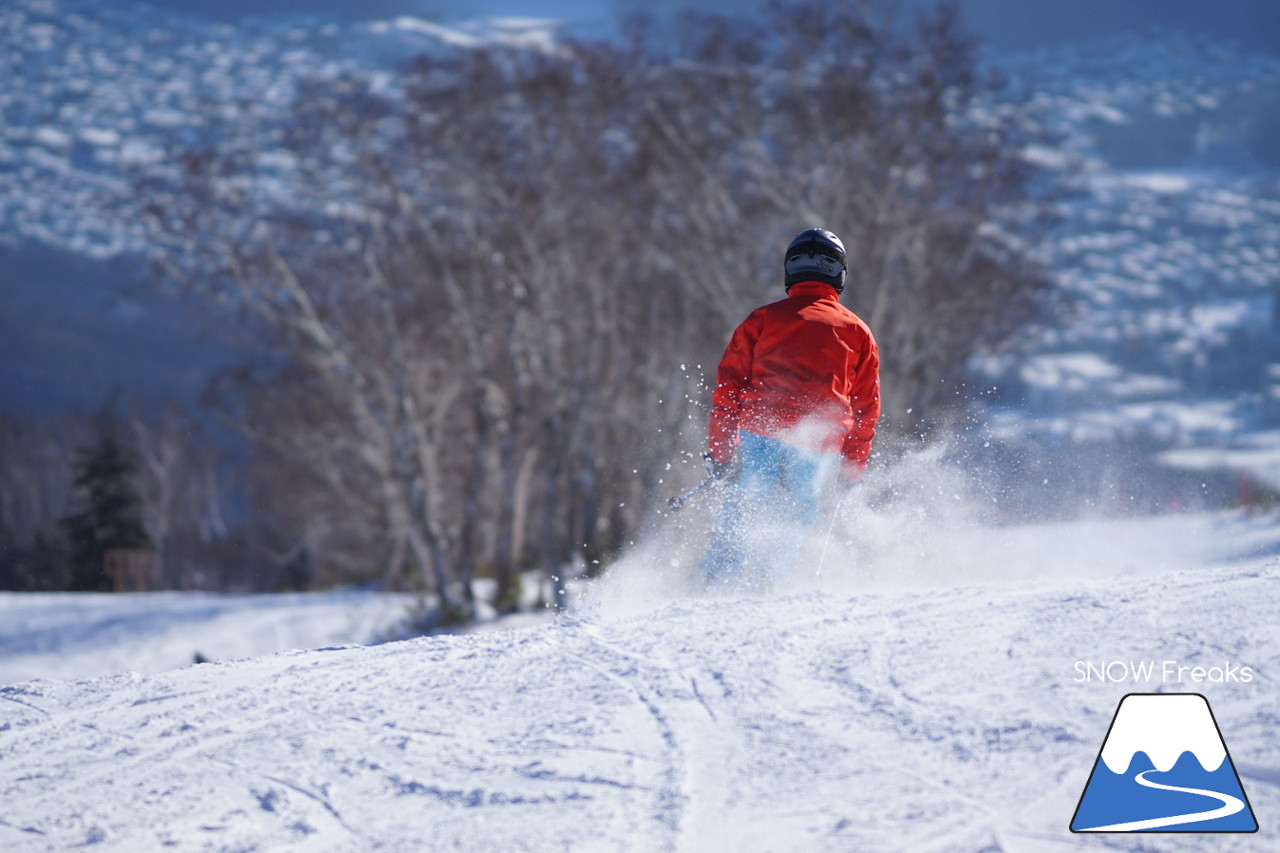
{"left": 134, "top": 0, "right": 1046, "bottom": 620}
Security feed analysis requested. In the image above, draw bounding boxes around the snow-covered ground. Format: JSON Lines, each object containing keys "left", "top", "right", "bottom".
{"left": 2, "top": 508, "right": 1278, "bottom": 851}
{"left": 0, "top": 589, "right": 417, "bottom": 685}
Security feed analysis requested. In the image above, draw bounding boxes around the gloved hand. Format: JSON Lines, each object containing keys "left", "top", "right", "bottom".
{"left": 704, "top": 452, "right": 734, "bottom": 481}
{"left": 828, "top": 461, "right": 863, "bottom": 505}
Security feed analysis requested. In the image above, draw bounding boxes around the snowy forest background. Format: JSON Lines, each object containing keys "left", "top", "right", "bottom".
{"left": 3, "top": 0, "right": 1280, "bottom": 627}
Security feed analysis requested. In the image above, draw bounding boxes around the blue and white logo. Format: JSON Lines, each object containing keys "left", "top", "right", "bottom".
{"left": 1071, "top": 693, "right": 1258, "bottom": 832}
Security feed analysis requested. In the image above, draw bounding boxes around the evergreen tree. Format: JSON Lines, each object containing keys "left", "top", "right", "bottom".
{"left": 61, "top": 433, "right": 152, "bottom": 592}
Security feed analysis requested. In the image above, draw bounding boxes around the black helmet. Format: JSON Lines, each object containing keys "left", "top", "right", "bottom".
{"left": 784, "top": 228, "right": 846, "bottom": 293}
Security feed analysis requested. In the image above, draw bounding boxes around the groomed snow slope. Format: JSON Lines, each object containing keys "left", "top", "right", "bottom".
{"left": 0, "top": 590, "right": 417, "bottom": 685}
{"left": 2, "top": 526, "right": 1278, "bottom": 852}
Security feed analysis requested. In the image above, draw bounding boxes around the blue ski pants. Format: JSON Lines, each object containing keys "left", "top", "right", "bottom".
{"left": 698, "top": 431, "right": 838, "bottom": 586}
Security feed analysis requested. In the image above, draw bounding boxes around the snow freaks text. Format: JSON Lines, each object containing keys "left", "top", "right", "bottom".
{"left": 1073, "top": 661, "right": 1255, "bottom": 684}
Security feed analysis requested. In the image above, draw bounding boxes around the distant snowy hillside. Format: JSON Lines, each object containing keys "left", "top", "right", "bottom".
{"left": 970, "top": 30, "right": 1280, "bottom": 495}
{"left": 3, "top": 510, "right": 1278, "bottom": 851}
{"left": 0, "top": 0, "right": 573, "bottom": 412}
{"left": 0, "top": 0, "right": 562, "bottom": 258}
{"left": 4, "top": 0, "right": 1280, "bottom": 471}
{"left": 1, "top": 0, "right": 337, "bottom": 258}
{"left": 2, "top": 0, "right": 1275, "bottom": 268}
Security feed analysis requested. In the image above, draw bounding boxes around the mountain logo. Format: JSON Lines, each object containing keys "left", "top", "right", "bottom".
{"left": 1071, "top": 693, "right": 1258, "bottom": 832}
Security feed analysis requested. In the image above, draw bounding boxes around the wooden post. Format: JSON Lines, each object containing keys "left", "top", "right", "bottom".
{"left": 103, "top": 548, "right": 158, "bottom": 592}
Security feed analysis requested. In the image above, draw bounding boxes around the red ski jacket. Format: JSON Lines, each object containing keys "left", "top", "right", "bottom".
{"left": 707, "top": 280, "right": 880, "bottom": 479}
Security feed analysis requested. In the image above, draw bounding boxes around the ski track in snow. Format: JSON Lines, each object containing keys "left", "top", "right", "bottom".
{"left": 2, "top": 542, "right": 1279, "bottom": 851}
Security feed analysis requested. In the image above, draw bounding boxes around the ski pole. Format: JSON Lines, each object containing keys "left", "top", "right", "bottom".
{"left": 814, "top": 486, "right": 852, "bottom": 580}
{"left": 667, "top": 474, "right": 718, "bottom": 511}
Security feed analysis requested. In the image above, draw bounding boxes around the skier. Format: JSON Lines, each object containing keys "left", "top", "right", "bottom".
{"left": 698, "top": 228, "right": 880, "bottom": 587}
